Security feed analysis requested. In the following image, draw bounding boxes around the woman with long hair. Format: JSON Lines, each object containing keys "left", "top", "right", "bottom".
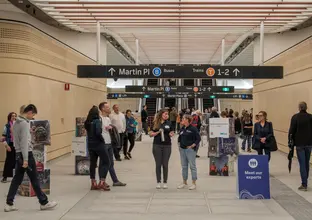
{"left": 123, "top": 110, "right": 136, "bottom": 160}
{"left": 242, "top": 114, "right": 253, "bottom": 152}
{"left": 1, "top": 112, "right": 17, "bottom": 183}
{"left": 253, "top": 111, "right": 274, "bottom": 161}
{"left": 177, "top": 115, "right": 201, "bottom": 190}
{"left": 149, "top": 109, "right": 174, "bottom": 189}
{"left": 84, "top": 106, "right": 110, "bottom": 191}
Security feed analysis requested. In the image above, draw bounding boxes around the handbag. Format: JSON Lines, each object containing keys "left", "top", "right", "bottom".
{"left": 266, "top": 122, "right": 278, "bottom": 152}
{"left": 267, "top": 136, "right": 278, "bottom": 152}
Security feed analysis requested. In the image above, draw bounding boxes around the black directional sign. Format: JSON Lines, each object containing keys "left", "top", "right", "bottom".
{"left": 107, "top": 93, "right": 253, "bottom": 100}
{"left": 125, "top": 86, "right": 234, "bottom": 93}
{"left": 78, "top": 65, "right": 283, "bottom": 79}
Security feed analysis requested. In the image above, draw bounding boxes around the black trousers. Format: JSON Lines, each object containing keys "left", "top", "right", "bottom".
{"left": 89, "top": 144, "right": 110, "bottom": 180}
{"left": 152, "top": 144, "right": 172, "bottom": 183}
{"left": 142, "top": 122, "right": 148, "bottom": 135}
{"left": 3, "top": 142, "right": 16, "bottom": 178}
{"left": 6, "top": 152, "right": 48, "bottom": 206}
{"left": 123, "top": 133, "right": 135, "bottom": 155}
{"left": 257, "top": 144, "right": 271, "bottom": 161}
{"left": 170, "top": 121, "right": 176, "bottom": 132}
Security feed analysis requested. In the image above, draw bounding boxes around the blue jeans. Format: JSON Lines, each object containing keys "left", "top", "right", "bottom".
{"left": 296, "top": 146, "right": 312, "bottom": 187}
{"left": 179, "top": 148, "right": 197, "bottom": 181}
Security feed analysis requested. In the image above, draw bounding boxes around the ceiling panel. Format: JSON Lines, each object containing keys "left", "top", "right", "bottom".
{"left": 29, "top": 0, "right": 312, "bottom": 64}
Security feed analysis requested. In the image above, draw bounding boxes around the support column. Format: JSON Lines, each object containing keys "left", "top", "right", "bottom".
{"left": 216, "top": 38, "right": 226, "bottom": 111}
{"left": 177, "top": 79, "right": 182, "bottom": 111}
{"left": 259, "top": 21, "right": 264, "bottom": 66}
{"left": 96, "top": 22, "right": 101, "bottom": 64}
{"left": 157, "top": 79, "right": 163, "bottom": 110}
{"left": 134, "top": 39, "right": 142, "bottom": 110}
{"left": 197, "top": 79, "right": 203, "bottom": 112}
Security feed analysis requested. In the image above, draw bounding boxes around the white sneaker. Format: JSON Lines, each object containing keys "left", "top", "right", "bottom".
{"left": 4, "top": 204, "right": 18, "bottom": 212}
{"left": 40, "top": 201, "right": 58, "bottom": 210}
{"left": 163, "top": 183, "right": 168, "bottom": 189}
{"left": 189, "top": 184, "right": 196, "bottom": 190}
{"left": 156, "top": 183, "right": 161, "bottom": 189}
{"left": 177, "top": 183, "right": 188, "bottom": 189}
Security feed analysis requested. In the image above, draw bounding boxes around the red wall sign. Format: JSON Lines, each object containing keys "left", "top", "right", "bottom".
{"left": 65, "top": 83, "right": 70, "bottom": 91}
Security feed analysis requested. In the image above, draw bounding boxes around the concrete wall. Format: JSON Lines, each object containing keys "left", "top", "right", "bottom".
{"left": 253, "top": 35, "right": 312, "bottom": 154}
{"left": 0, "top": 21, "right": 107, "bottom": 168}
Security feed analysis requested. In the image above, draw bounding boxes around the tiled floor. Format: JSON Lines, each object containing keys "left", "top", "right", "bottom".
{"left": 0, "top": 135, "right": 311, "bottom": 220}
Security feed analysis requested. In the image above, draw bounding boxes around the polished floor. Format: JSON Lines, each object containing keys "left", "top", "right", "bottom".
{"left": 0, "top": 135, "right": 311, "bottom": 220}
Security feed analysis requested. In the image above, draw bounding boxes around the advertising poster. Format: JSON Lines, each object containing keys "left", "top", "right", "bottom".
{"left": 30, "top": 120, "right": 51, "bottom": 146}
{"left": 76, "top": 117, "right": 87, "bottom": 137}
{"left": 209, "top": 118, "right": 229, "bottom": 138}
{"left": 33, "top": 144, "right": 47, "bottom": 171}
{"left": 237, "top": 155, "right": 270, "bottom": 199}
{"left": 209, "top": 156, "right": 229, "bottom": 176}
{"left": 75, "top": 156, "right": 90, "bottom": 175}
{"left": 18, "top": 169, "right": 50, "bottom": 197}
{"left": 72, "top": 137, "right": 88, "bottom": 157}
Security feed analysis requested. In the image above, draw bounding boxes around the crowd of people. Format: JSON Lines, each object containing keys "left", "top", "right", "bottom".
{"left": 1, "top": 101, "right": 312, "bottom": 212}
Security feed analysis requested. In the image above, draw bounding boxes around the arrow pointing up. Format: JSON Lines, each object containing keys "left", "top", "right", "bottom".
{"left": 108, "top": 68, "right": 116, "bottom": 76}
{"left": 207, "top": 87, "right": 211, "bottom": 91}
{"left": 233, "top": 68, "right": 240, "bottom": 76}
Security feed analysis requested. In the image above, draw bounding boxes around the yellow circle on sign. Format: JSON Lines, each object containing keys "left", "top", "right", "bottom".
{"left": 206, "top": 68, "right": 215, "bottom": 77}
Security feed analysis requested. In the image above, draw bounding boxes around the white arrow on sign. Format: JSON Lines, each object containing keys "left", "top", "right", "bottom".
{"left": 207, "top": 87, "right": 211, "bottom": 91}
{"left": 233, "top": 68, "right": 240, "bottom": 76}
{"left": 142, "top": 87, "right": 146, "bottom": 91}
{"left": 109, "top": 68, "right": 116, "bottom": 76}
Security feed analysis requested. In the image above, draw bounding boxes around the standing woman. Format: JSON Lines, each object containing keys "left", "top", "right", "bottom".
{"left": 178, "top": 115, "right": 201, "bottom": 190}
{"left": 123, "top": 110, "right": 136, "bottom": 160}
{"left": 84, "top": 106, "right": 110, "bottom": 191}
{"left": 149, "top": 109, "right": 174, "bottom": 189}
{"left": 253, "top": 111, "right": 274, "bottom": 161}
{"left": 1, "top": 112, "right": 17, "bottom": 183}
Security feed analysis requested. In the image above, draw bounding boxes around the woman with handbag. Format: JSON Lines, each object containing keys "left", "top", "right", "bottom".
{"left": 1, "top": 112, "right": 17, "bottom": 183}
{"left": 253, "top": 111, "right": 277, "bottom": 161}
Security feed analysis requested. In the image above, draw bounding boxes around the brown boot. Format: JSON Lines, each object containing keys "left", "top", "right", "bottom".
{"left": 98, "top": 181, "right": 110, "bottom": 191}
{"left": 90, "top": 179, "right": 98, "bottom": 190}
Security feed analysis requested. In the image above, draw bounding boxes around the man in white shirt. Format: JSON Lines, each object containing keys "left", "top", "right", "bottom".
{"left": 99, "top": 102, "right": 126, "bottom": 187}
{"left": 109, "top": 104, "right": 126, "bottom": 161}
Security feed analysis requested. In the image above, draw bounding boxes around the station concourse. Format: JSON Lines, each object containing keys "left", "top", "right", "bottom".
{"left": 1, "top": 0, "right": 312, "bottom": 220}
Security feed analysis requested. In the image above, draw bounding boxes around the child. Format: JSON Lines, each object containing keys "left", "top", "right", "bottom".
{"left": 242, "top": 114, "right": 253, "bottom": 152}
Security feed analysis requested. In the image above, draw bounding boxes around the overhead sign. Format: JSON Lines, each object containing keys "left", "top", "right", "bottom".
{"left": 107, "top": 93, "right": 253, "bottom": 100}
{"left": 125, "top": 86, "right": 234, "bottom": 93}
{"left": 78, "top": 65, "right": 283, "bottom": 79}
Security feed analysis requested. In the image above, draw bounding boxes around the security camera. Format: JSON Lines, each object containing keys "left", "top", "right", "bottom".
{"left": 113, "top": 78, "right": 118, "bottom": 82}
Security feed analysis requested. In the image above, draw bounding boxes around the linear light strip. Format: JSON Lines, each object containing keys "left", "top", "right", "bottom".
{"left": 60, "top": 15, "right": 299, "bottom": 18}
{"left": 49, "top": 6, "right": 308, "bottom": 10}
{"left": 61, "top": 17, "right": 303, "bottom": 20}
{"left": 47, "top": 11, "right": 304, "bottom": 14}
{"left": 41, "top": 1, "right": 312, "bottom": 5}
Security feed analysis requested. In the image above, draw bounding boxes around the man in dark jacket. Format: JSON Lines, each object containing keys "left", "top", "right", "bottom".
{"left": 141, "top": 105, "right": 148, "bottom": 135}
{"left": 288, "top": 101, "right": 312, "bottom": 191}
{"left": 209, "top": 107, "right": 220, "bottom": 118}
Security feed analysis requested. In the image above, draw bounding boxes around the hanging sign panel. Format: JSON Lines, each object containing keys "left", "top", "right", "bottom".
{"left": 78, "top": 65, "right": 283, "bottom": 79}
{"left": 125, "top": 86, "right": 234, "bottom": 93}
{"left": 107, "top": 93, "right": 253, "bottom": 100}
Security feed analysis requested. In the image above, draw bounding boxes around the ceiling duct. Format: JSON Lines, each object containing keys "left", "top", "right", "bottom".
{"left": 225, "top": 34, "right": 257, "bottom": 64}
{"left": 289, "top": 16, "right": 312, "bottom": 32}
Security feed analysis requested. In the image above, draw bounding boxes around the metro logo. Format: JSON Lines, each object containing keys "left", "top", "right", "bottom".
{"left": 206, "top": 68, "right": 215, "bottom": 77}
